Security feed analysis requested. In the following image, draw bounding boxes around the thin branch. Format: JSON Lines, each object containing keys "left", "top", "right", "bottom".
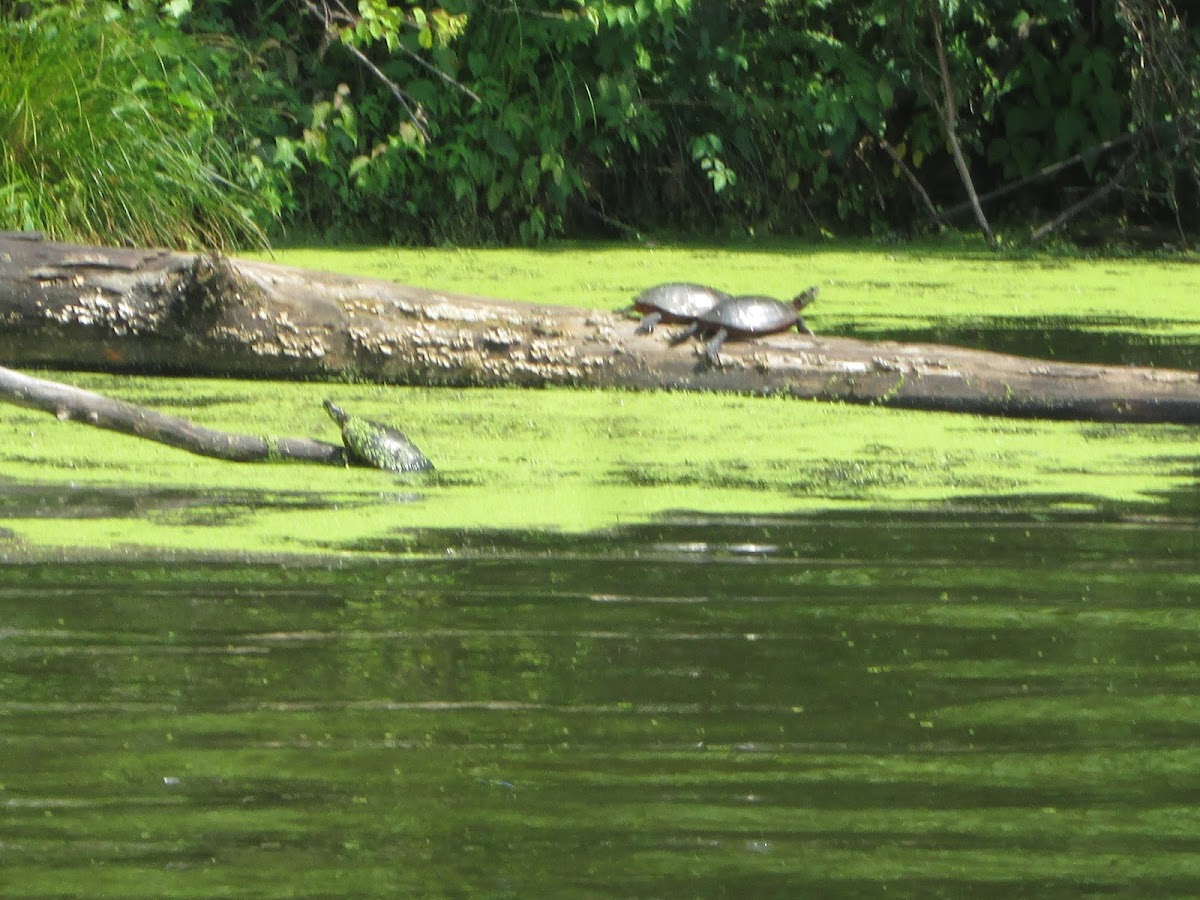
{"left": 397, "top": 45, "right": 480, "bottom": 104}
{"left": 1029, "top": 154, "right": 1139, "bottom": 243}
{"left": 299, "top": 0, "right": 431, "bottom": 143}
{"left": 324, "top": 0, "right": 481, "bottom": 104}
{"left": 928, "top": 119, "right": 1181, "bottom": 223}
{"left": 879, "top": 138, "right": 941, "bottom": 221}
{"left": 929, "top": 2, "right": 997, "bottom": 248}
{"left": 340, "top": 40, "right": 431, "bottom": 143}
{"left": 392, "top": 40, "right": 481, "bottom": 105}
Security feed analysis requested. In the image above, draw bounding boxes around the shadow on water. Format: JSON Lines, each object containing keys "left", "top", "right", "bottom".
{"left": 2, "top": 492, "right": 1200, "bottom": 896}
{"left": 0, "top": 481, "right": 415, "bottom": 525}
{"left": 829, "top": 315, "right": 1200, "bottom": 369}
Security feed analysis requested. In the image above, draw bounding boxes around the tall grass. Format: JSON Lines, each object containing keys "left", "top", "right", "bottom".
{"left": 0, "top": 8, "right": 268, "bottom": 250}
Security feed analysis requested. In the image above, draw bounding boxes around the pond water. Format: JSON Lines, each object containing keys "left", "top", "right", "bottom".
{"left": 3, "top": 503, "right": 1199, "bottom": 897}
{"left": 4, "top": 242, "right": 1200, "bottom": 895}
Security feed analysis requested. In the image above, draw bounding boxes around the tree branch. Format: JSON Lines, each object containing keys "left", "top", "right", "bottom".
{"left": 879, "top": 138, "right": 942, "bottom": 222}
{"left": 1029, "top": 154, "right": 1139, "bottom": 243}
{"left": 299, "top": 0, "right": 432, "bottom": 143}
{"left": 929, "top": 2, "right": 998, "bottom": 248}
{"left": 0, "top": 366, "right": 350, "bottom": 466}
{"left": 928, "top": 119, "right": 1180, "bottom": 223}
{"left": 339, "top": 40, "right": 431, "bottom": 143}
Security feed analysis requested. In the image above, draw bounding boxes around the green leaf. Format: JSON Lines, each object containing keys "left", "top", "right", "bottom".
{"left": 521, "top": 157, "right": 540, "bottom": 192}
{"left": 274, "top": 138, "right": 300, "bottom": 171}
{"left": 1053, "top": 108, "right": 1088, "bottom": 155}
{"left": 348, "top": 155, "right": 371, "bottom": 179}
{"left": 877, "top": 77, "right": 894, "bottom": 109}
{"left": 486, "top": 180, "right": 506, "bottom": 211}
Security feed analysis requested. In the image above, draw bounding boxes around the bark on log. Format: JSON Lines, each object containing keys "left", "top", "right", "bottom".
{"left": 2, "top": 232, "right": 1199, "bottom": 424}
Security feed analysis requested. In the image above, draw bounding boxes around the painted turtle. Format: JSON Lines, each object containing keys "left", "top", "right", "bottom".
{"left": 324, "top": 400, "right": 433, "bottom": 473}
{"left": 674, "top": 286, "right": 818, "bottom": 363}
{"left": 626, "top": 282, "right": 731, "bottom": 334}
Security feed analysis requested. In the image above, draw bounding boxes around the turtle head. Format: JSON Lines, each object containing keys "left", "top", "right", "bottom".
{"left": 791, "top": 286, "right": 819, "bottom": 310}
{"left": 323, "top": 399, "right": 349, "bottom": 425}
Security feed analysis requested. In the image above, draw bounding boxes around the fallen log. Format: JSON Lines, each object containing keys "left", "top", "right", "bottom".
{"left": 2, "top": 232, "right": 1198, "bottom": 424}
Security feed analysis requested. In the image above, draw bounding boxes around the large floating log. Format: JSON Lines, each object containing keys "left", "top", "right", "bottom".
{"left": 2, "top": 232, "right": 1198, "bottom": 424}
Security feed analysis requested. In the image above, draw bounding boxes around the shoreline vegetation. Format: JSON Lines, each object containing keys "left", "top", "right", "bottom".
{"left": 2, "top": 3, "right": 1196, "bottom": 250}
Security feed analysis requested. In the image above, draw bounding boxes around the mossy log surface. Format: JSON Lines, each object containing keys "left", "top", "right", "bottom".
{"left": 2, "top": 232, "right": 1199, "bottom": 424}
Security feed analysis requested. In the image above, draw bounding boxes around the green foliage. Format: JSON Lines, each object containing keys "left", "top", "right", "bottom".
{"left": 2, "top": 0, "right": 1194, "bottom": 246}
{"left": 260, "top": 1, "right": 692, "bottom": 243}
{"left": 0, "top": 0, "right": 270, "bottom": 249}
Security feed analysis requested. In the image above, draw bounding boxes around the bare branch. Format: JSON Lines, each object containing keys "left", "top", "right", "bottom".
{"left": 0, "top": 365, "right": 349, "bottom": 466}
{"left": 298, "top": 0, "right": 431, "bottom": 143}
{"left": 392, "top": 42, "right": 482, "bottom": 105}
{"left": 308, "top": 0, "right": 480, "bottom": 104}
{"left": 1030, "top": 154, "right": 1139, "bottom": 243}
{"left": 929, "top": 2, "right": 998, "bottom": 248}
{"left": 929, "top": 120, "right": 1181, "bottom": 223}
{"left": 879, "top": 138, "right": 942, "bottom": 222}
{"left": 340, "top": 40, "right": 431, "bottom": 143}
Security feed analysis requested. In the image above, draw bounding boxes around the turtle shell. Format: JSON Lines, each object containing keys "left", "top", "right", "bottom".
{"left": 699, "top": 295, "right": 799, "bottom": 337}
{"left": 325, "top": 400, "right": 433, "bottom": 473}
{"left": 631, "top": 282, "right": 730, "bottom": 323}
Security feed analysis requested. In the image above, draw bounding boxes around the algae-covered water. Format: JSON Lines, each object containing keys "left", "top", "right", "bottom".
{"left": 2, "top": 241, "right": 1199, "bottom": 896}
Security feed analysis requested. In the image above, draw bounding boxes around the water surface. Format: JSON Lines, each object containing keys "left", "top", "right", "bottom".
{"left": 3, "top": 243, "right": 1200, "bottom": 895}
{"left": 3, "top": 507, "right": 1198, "bottom": 897}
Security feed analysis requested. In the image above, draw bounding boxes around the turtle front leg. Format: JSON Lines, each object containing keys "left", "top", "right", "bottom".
{"left": 703, "top": 327, "right": 729, "bottom": 364}
{"left": 635, "top": 311, "right": 663, "bottom": 334}
{"left": 796, "top": 317, "right": 814, "bottom": 337}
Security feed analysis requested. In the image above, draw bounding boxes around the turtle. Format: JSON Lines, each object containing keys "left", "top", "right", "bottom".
{"left": 324, "top": 400, "right": 433, "bottom": 473}
{"left": 625, "top": 282, "right": 731, "bottom": 334}
{"left": 673, "top": 286, "right": 819, "bottom": 363}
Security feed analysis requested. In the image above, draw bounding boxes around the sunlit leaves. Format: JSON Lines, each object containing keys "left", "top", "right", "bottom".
{"left": 691, "top": 134, "right": 736, "bottom": 193}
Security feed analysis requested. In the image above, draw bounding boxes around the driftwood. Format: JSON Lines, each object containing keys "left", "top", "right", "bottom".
{"left": 2, "top": 232, "right": 1199, "bottom": 424}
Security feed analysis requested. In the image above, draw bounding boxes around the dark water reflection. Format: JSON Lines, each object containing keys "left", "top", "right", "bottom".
{"left": 2, "top": 507, "right": 1199, "bottom": 896}
{"left": 833, "top": 315, "right": 1198, "bottom": 369}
